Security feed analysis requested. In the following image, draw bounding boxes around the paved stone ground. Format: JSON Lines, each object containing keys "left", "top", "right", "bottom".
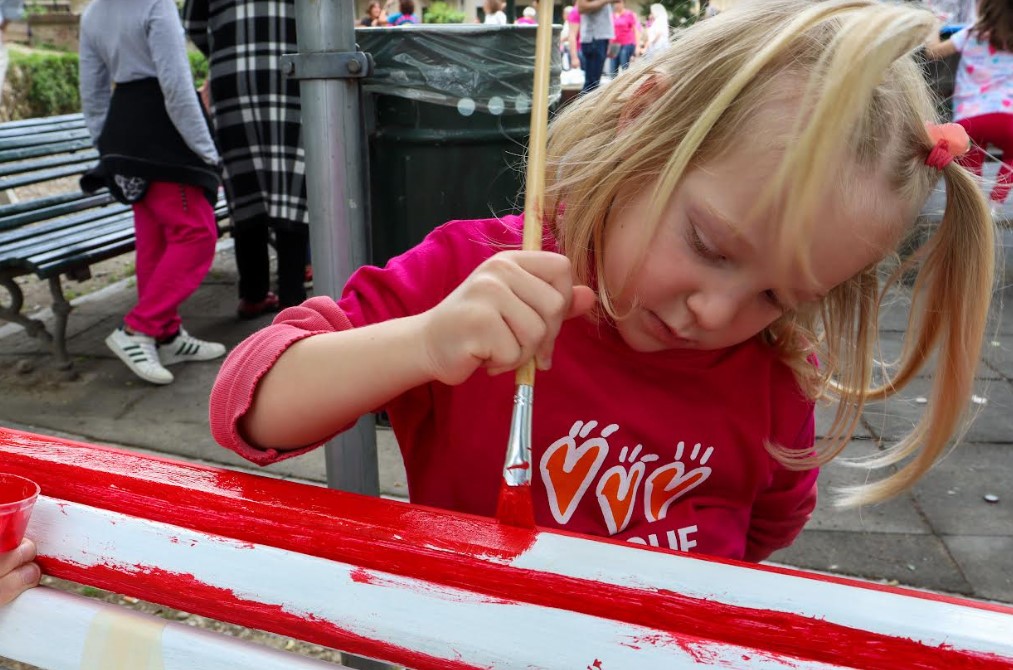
{"left": 0, "top": 240, "right": 1010, "bottom": 606}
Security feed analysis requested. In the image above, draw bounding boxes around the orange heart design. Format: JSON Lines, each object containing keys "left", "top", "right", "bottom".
{"left": 540, "top": 433, "right": 609, "bottom": 525}
{"left": 595, "top": 463, "right": 646, "bottom": 535}
{"left": 644, "top": 461, "right": 711, "bottom": 523}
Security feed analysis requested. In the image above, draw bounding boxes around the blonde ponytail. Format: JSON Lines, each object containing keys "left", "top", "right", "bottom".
{"left": 834, "top": 164, "right": 997, "bottom": 505}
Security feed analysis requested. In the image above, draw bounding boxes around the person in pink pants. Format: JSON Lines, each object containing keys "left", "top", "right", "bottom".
{"left": 926, "top": 0, "right": 1013, "bottom": 204}
{"left": 79, "top": 0, "right": 227, "bottom": 385}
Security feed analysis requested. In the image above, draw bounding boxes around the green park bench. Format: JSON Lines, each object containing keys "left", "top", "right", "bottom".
{"left": 0, "top": 113, "right": 228, "bottom": 368}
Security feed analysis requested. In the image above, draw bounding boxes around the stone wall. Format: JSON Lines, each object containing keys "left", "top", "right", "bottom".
{"left": 28, "top": 13, "right": 80, "bottom": 52}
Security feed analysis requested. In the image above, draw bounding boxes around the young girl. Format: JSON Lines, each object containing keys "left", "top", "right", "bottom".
{"left": 385, "top": 0, "right": 419, "bottom": 25}
{"left": 211, "top": 0, "right": 995, "bottom": 562}
{"left": 925, "top": 0, "right": 1013, "bottom": 204}
{"left": 79, "top": 0, "right": 226, "bottom": 385}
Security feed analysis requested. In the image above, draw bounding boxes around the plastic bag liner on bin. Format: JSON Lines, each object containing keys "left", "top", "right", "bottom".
{"left": 356, "top": 25, "right": 562, "bottom": 266}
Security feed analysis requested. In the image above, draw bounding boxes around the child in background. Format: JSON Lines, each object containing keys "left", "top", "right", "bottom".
{"left": 483, "top": 0, "right": 508, "bottom": 25}
{"left": 517, "top": 6, "right": 537, "bottom": 25}
{"left": 925, "top": 0, "right": 1013, "bottom": 204}
{"left": 0, "top": 539, "right": 38, "bottom": 607}
{"left": 211, "top": 0, "right": 995, "bottom": 561}
{"left": 386, "top": 0, "right": 419, "bottom": 25}
{"left": 79, "top": 0, "right": 226, "bottom": 386}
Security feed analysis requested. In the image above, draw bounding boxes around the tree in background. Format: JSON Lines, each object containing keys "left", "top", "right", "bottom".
{"left": 424, "top": 1, "right": 466, "bottom": 22}
{"left": 654, "top": 0, "right": 700, "bottom": 27}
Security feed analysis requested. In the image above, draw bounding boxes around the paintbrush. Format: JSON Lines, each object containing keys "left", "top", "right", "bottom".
{"left": 495, "top": 0, "right": 555, "bottom": 529}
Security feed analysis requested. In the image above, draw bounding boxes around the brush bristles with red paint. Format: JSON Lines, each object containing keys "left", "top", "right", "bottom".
{"left": 496, "top": 481, "right": 535, "bottom": 528}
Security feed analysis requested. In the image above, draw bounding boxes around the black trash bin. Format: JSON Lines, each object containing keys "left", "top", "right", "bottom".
{"left": 357, "top": 24, "right": 561, "bottom": 266}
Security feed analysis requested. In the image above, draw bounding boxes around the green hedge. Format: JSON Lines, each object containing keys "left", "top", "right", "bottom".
{"left": 1, "top": 48, "right": 210, "bottom": 121}
{"left": 4, "top": 50, "right": 80, "bottom": 120}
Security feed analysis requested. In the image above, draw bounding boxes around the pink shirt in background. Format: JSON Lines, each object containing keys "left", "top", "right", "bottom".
{"left": 209, "top": 216, "right": 818, "bottom": 562}
{"left": 613, "top": 9, "right": 639, "bottom": 46}
{"left": 567, "top": 6, "right": 580, "bottom": 43}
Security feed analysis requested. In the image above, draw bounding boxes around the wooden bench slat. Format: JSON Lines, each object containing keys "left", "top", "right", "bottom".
{"left": 0, "top": 588, "right": 345, "bottom": 670}
{"left": 3, "top": 431, "right": 1012, "bottom": 670}
{"left": 0, "top": 113, "right": 85, "bottom": 132}
{"left": 0, "top": 149, "right": 99, "bottom": 178}
{"left": 35, "top": 238, "right": 137, "bottom": 278}
{"left": 0, "top": 191, "right": 91, "bottom": 218}
{"left": 0, "top": 212, "right": 132, "bottom": 261}
{"left": 0, "top": 128, "right": 91, "bottom": 151}
{"left": 0, "top": 193, "right": 114, "bottom": 232}
{"left": 27, "top": 222, "right": 134, "bottom": 263}
{"left": 0, "top": 161, "right": 95, "bottom": 190}
{"left": 0, "top": 138, "right": 95, "bottom": 163}
{"left": 0, "top": 202, "right": 130, "bottom": 250}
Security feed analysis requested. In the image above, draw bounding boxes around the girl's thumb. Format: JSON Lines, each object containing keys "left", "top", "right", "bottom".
{"left": 567, "top": 285, "right": 597, "bottom": 319}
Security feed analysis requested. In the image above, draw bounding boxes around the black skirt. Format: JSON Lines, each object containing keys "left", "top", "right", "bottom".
{"left": 81, "top": 78, "right": 221, "bottom": 206}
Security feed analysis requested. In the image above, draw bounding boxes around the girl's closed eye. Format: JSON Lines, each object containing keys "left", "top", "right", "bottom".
{"left": 687, "top": 224, "right": 726, "bottom": 263}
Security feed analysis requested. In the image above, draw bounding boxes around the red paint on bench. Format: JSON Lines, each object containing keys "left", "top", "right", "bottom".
{"left": 43, "top": 558, "right": 482, "bottom": 670}
{"left": 5, "top": 428, "right": 1013, "bottom": 669}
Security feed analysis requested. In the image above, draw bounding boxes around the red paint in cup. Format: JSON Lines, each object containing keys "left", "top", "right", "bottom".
{"left": 0, "top": 474, "right": 40, "bottom": 552}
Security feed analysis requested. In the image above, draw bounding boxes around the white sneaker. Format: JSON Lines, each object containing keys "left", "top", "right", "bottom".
{"left": 106, "top": 328, "right": 174, "bottom": 385}
{"left": 158, "top": 328, "right": 227, "bottom": 366}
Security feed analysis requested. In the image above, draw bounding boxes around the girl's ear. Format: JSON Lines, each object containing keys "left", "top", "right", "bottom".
{"left": 618, "top": 74, "right": 670, "bottom": 132}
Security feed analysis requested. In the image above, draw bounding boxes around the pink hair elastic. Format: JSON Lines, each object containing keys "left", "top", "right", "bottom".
{"left": 924, "top": 122, "right": 971, "bottom": 170}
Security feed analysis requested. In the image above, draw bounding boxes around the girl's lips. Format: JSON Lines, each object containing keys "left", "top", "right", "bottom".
{"left": 646, "top": 310, "right": 692, "bottom": 347}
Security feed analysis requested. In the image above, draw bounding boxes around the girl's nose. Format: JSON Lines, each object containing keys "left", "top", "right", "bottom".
{"left": 686, "top": 290, "right": 739, "bottom": 331}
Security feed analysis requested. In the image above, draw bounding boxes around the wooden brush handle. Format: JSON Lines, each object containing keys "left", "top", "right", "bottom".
{"left": 515, "top": 0, "right": 555, "bottom": 389}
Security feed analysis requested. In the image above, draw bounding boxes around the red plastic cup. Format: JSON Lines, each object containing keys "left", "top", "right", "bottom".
{"left": 0, "top": 474, "right": 40, "bottom": 552}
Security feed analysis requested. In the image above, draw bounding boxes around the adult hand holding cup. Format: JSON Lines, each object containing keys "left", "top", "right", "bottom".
{"left": 0, "top": 473, "right": 41, "bottom": 605}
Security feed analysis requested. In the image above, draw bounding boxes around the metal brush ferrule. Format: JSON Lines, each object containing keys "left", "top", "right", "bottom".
{"left": 502, "top": 384, "right": 533, "bottom": 487}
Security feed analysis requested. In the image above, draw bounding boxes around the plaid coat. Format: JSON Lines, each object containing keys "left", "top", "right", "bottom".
{"left": 182, "top": 0, "right": 308, "bottom": 228}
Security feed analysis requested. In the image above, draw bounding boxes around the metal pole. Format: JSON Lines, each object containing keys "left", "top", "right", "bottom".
{"left": 293, "top": 7, "right": 388, "bottom": 669}
{"left": 292, "top": 0, "right": 381, "bottom": 511}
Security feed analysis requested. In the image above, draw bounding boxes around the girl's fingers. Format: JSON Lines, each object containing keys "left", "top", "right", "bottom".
{"left": 487, "top": 294, "right": 546, "bottom": 373}
{"left": 476, "top": 252, "right": 596, "bottom": 373}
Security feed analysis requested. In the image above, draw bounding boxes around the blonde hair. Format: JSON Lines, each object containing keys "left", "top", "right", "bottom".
{"left": 542, "top": 0, "right": 996, "bottom": 506}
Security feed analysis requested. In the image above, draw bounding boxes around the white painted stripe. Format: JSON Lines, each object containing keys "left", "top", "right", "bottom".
{"left": 23, "top": 497, "right": 844, "bottom": 669}
{"left": 0, "top": 588, "right": 344, "bottom": 670}
{"left": 512, "top": 533, "right": 1013, "bottom": 657}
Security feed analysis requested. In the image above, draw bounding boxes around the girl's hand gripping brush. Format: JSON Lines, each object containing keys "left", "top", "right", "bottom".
{"left": 496, "top": 0, "right": 555, "bottom": 529}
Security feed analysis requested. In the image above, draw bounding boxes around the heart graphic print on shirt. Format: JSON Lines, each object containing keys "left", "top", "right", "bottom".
{"left": 540, "top": 420, "right": 612, "bottom": 524}
{"left": 644, "top": 441, "right": 713, "bottom": 522}
{"left": 540, "top": 419, "right": 717, "bottom": 537}
{"left": 595, "top": 444, "right": 660, "bottom": 534}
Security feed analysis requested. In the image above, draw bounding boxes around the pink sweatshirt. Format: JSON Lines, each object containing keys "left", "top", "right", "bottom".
{"left": 210, "top": 215, "right": 818, "bottom": 562}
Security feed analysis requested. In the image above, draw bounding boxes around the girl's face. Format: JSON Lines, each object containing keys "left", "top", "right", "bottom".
{"left": 369, "top": 4, "right": 380, "bottom": 17}
{"left": 601, "top": 146, "right": 905, "bottom": 352}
